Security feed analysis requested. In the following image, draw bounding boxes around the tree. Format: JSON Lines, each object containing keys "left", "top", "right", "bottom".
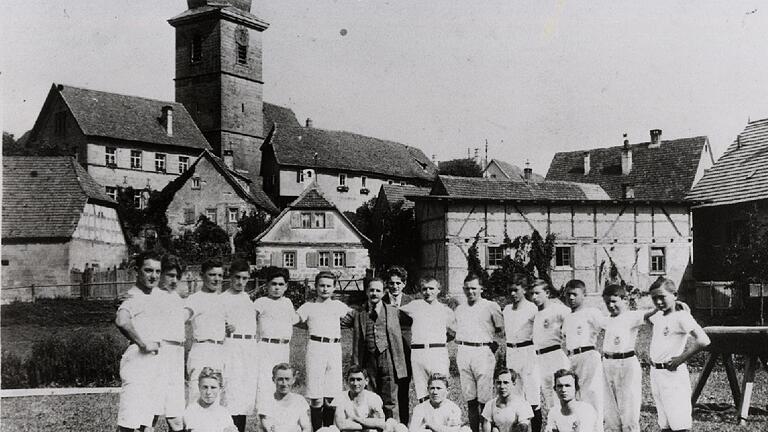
{"left": 234, "top": 210, "right": 272, "bottom": 258}
{"left": 169, "top": 216, "right": 231, "bottom": 264}
{"left": 723, "top": 209, "right": 768, "bottom": 288}
{"left": 438, "top": 158, "right": 483, "bottom": 177}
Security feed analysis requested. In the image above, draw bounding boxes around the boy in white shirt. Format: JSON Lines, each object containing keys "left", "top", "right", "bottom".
{"left": 184, "top": 367, "right": 237, "bottom": 432}
{"left": 562, "top": 280, "right": 605, "bottom": 431}
{"left": 530, "top": 280, "right": 570, "bottom": 411}
{"left": 254, "top": 267, "right": 300, "bottom": 411}
{"left": 152, "top": 254, "right": 187, "bottom": 432}
{"left": 544, "top": 369, "right": 597, "bottom": 432}
{"left": 259, "top": 363, "right": 311, "bottom": 432}
{"left": 455, "top": 273, "right": 504, "bottom": 432}
{"left": 409, "top": 373, "right": 472, "bottom": 432}
{"left": 220, "top": 259, "right": 259, "bottom": 432}
{"left": 185, "top": 258, "right": 227, "bottom": 404}
{"left": 481, "top": 369, "right": 534, "bottom": 432}
{"left": 332, "top": 366, "right": 407, "bottom": 432}
{"left": 400, "top": 277, "right": 455, "bottom": 404}
{"left": 296, "top": 271, "right": 355, "bottom": 431}
{"left": 647, "top": 278, "right": 710, "bottom": 432}
{"left": 502, "top": 274, "right": 542, "bottom": 431}
{"left": 116, "top": 251, "right": 164, "bottom": 432}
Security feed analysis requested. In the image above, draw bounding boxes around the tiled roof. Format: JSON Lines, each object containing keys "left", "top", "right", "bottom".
{"left": 546, "top": 136, "right": 709, "bottom": 201}
{"left": 264, "top": 125, "right": 437, "bottom": 181}
{"left": 424, "top": 175, "right": 610, "bottom": 201}
{"left": 56, "top": 84, "right": 211, "bottom": 150}
{"left": 2, "top": 157, "right": 116, "bottom": 239}
{"left": 263, "top": 103, "right": 300, "bottom": 128}
{"left": 485, "top": 159, "right": 545, "bottom": 182}
{"left": 379, "top": 184, "right": 432, "bottom": 210}
{"left": 687, "top": 119, "right": 768, "bottom": 206}
{"left": 289, "top": 185, "right": 336, "bottom": 210}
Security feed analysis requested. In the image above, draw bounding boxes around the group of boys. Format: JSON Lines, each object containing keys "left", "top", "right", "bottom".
{"left": 116, "top": 250, "right": 710, "bottom": 432}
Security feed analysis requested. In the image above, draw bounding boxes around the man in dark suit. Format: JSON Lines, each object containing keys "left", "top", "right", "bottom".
{"left": 352, "top": 277, "right": 412, "bottom": 421}
{"left": 382, "top": 266, "right": 414, "bottom": 425}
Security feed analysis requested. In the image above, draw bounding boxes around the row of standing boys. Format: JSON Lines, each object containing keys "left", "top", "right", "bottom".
{"left": 115, "top": 250, "right": 711, "bottom": 432}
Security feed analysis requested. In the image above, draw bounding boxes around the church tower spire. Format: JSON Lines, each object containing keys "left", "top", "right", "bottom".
{"left": 169, "top": 0, "right": 269, "bottom": 180}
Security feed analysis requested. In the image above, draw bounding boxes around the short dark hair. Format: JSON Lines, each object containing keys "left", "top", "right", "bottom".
{"left": 564, "top": 279, "right": 586, "bottom": 292}
{"left": 229, "top": 259, "right": 250, "bottom": 275}
{"left": 367, "top": 277, "right": 385, "bottom": 288}
{"left": 315, "top": 271, "right": 337, "bottom": 286}
{"left": 602, "top": 284, "right": 627, "bottom": 298}
{"left": 419, "top": 276, "right": 440, "bottom": 289}
{"left": 386, "top": 266, "right": 408, "bottom": 281}
{"left": 494, "top": 368, "right": 519, "bottom": 381}
{"left": 161, "top": 254, "right": 185, "bottom": 275}
{"left": 649, "top": 276, "right": 677, "bottom": 295}
{"left": 134, "top": 250, "right": 163, "bottom": 269}
{"left": 427, "top": 372, "right": 449, "bottom": 388}
{"left": 346, "top": 365, "right": 368, "bottom": 379}
{"left": 508, "top": 273, "right": 529, "bottom": 289}
{"left": 265, "top": 267, "right": 290, "bottom": 283}
{"left": 201, "top": 258, "right": 224, "bottom": 273}
{"left": 464, "top": 272, "right": 483, "bottom": 284}
{"left": 272, "top": 362, "right": 295, "bottom": 378}
{"left": 553, "top": 368, "right": 579, "bottom": 391}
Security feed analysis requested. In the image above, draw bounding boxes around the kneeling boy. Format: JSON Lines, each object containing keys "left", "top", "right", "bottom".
{"left": 332, "top": 366, "right": 407, "bottom": 432}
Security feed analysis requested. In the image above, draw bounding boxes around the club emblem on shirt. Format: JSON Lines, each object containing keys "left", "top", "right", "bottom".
{"left": 543, "top": 319, "right": 551, "bottom": 329}
{"left": 576, "top": 325, "right": 583, "bottom": 335}
{"left": 663, "top": 326, "right": 670, "bottom": 336}
{"left": 571, "top": 419, "right": 580, "bottom": 431}
{"left": 613, "top": 336, "right": 621, "bottom": 346}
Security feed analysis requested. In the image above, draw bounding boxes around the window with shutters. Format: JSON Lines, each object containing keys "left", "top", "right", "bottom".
{"left": 155, "top": 153, "right": 166, "bottom": 173}
{"left": 333, "top": 251, "right": 346, "bottom": 267}
{"left": 105, "top": 147, "right": 116, "bottom": 167}
{"left": 313, "top": 212, "right": 326, "bottom": 228}
{"left": 319, "top": 251, "right": 330, "bottom": 267}
{"left": 301, "top": 212, "right": 312, "bottom": 228}
{"left": 179, "top": 156, "right": 189, "bottom": 174}
{"left": 650, "top": 247, "right": 666, "bottom": 274}
{"left": 184, "top": 207, "right": 195, "bottom": 224}
{"left": 130, "top": 150, "right": 142, "bottom": 170}
{"left": 283, "top": 251, "right": 296, "bottom": 268}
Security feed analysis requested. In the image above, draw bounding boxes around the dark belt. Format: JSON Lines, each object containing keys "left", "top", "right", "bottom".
{"left": 506, "top": 340, "right": 533, "bottom": 349}
{"left": 536, "top": 345, "right": 561, "bottom": 355}
{"left": 194, "top": 339, "right": 224, "bottom": 345}
{"left": 228, "top": 334, "right": 256, "bottom": 340}
{"left": 604, "top": 351, "right": 635, "bottom": 360}
{"left": 456, "top": 341, "right": 492, "bottom": 347}
{"left": 412, "top": 343, "right": 447, "bottom": 349}
{"left": 310, "top": 335, "right": 340, "bottom": 343}
{"left": 162, "top": 340, "right": 184, "bottom": 346}
{"left": 568, "top": 346, "right": 596, "bottom": 356}
{"left": 653, "top": 362, "right": 673, "bottom": 369}
{"left": 261, "top": 338, "right": 291, "bottom": 344}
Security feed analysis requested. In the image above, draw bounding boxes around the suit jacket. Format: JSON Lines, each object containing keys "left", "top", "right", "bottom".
{"left": 382, "top": 292, "right": 414, "bottom": 308}
{"left": 352, "top": 303, "right": 412, "bottom": 380}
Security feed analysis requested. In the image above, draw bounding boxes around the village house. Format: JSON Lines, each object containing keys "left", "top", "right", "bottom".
{"left": 253, "top": 184, "right": 371, "bottom": 283}
{"left": 414, "top": 131, "right": 713, "bottom": 298}
{"left": 1, "top": 157, "right": 128, "bottom": 302}
{"left": 686, "top": 118, "right": 768, "bottom": 283}
{"left": 260, "top": 121, "right": 437, "bottom": 213}
{"left": 161, "top": 149, "right": 278, "bottom": 237}
{"left": 374, "top": 184, "right": 432, "bottom": 213}
{"left": 483, "top": 158, "right": 545, "bottom": 182}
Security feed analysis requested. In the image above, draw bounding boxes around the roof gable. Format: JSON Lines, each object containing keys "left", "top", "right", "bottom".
{"left": 485, "top": 159, "right": 545, "bottom": 182}
{"left": 264, "top": 125, "right": 437, "bottom": 181}
{"left": 687, "top": 118, "right": 768, "bottom": 206}
{"left": 378, "top": 184, "right": 432, "bottom": 210}
{"left": 546, "top": 136, "right": 709, "bottom": 200}
{"left": 427, "top": 175, "right": 610, "bottom": 201}
{"left": 55, "top": 84, "right": 211, "bottom": 150}
{"left": 2, "top": 157, "right": 116, "bottom": 239}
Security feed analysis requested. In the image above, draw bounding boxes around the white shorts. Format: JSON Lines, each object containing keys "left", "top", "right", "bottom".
{"left": 187, "top": 342, "right": 224, "bottom": 403}
{"left": 305, "top": 340, "right": 342, "bottom": 399}
{"left": 155, "top": 343, "right": 185, "bottom": 418}
{"left": 222, "top": 338, "right": 260, "bottom": 415}
{"left": 650, "top": 365, "right": 692, "bottom": 431}
{"left": 536, "top": 348, "right": 570, "bottom": 410}
{"left": 603, "top": 356, "right": 641, "bottom": 432}
{"left": 117, "top": 344, "right": 161, "bottom": 429}
{"left": 256, "top": 340, "right": 291, "bottom": 410}
{"left": 457, "top": 345, "right": 496, "bottom": 404}
{"left": 505, "top": 344, "right": 540, "bottom": 406}
{"left": 411, "top": 346, "right": 449, "bottom": 399}
{"left": 570, "top": 350, "right": 604, "bottom": 431}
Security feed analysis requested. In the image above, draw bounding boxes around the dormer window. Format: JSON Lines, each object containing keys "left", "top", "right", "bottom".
{"left": 622, "top": 184, "right": 635, "bottom": 199}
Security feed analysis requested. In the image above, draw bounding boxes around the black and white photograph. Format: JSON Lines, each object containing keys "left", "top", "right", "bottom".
{"left": 2, "top": 1, "right": 768, "bottom": 431}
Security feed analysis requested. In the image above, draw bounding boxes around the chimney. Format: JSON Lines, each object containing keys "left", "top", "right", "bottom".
{"left": 305, "top": 118, "right": 313, "bottom": 128}
{"left": 583, "top": 152, "right": 591, "bottom": 175}
{"left": 649, "top": 129, "right": 662, "bottom": 148}
{"left": 161, "top": 106, "right": 174, "bottom": 137}
{"left": 473, "top": 148, "right": 480, "bottom": 166}
{"left": 523, "top": 160, "right": 532, "bottom": 182}
{"left": 223, "top": 149, "right": 234, "bottom": 170}
{"left": 621, "top": 133, "right": 632, "bottom": 175}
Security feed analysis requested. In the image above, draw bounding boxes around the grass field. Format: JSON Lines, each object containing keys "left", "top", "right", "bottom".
{"left": 2, "top": 299, "right": 768, "bottom": 431}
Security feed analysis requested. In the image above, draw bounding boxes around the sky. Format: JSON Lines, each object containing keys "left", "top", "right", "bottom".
{"left": 2, "top": 0, "right": 767, "bottom": 174}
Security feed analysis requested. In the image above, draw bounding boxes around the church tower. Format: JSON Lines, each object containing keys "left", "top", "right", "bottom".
{"left": 169, "top": 0, "right": 269, "bottom": 180}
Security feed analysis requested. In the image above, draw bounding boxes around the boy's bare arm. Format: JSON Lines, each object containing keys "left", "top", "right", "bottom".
{"left": 115, "top": 309, "right": 158, "bottom": 353}
{"left": 334, "top": 406, "right": 363, "bottom": 431}
{"left": 299, "top": 410, "right": 312, "bottom": 432}
{"left": 668, "top": 326, "right": 711, "bottom": 370}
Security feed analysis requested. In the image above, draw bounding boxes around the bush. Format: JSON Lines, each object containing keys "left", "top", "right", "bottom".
{"left": 1, "top": 352, "right": 30, "bottom": 389}
{"left": 25, "top": 329, "right": 123, "bottom": 387}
